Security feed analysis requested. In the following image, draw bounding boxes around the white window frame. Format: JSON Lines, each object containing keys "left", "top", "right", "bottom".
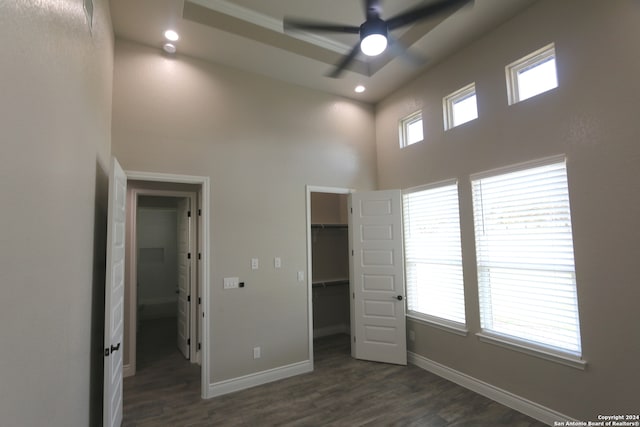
{"left": 443, "top": 83, "right": 478, "bottom": 130}
{"left": 471, "top": 155, "right": 585, "bottom": 370}
{"left": 402, "top": 180, "right": 467, "bottom": 335}
{"left": 399, "top": 110, "right": 423, "bottom": 148}
{"left": 506, "top": 43, "right": 557, "bottom": 105}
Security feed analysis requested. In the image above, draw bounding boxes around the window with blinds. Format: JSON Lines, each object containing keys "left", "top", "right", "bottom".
{"left": 471, "top": 156, "right": 582, "bottom": 356}
{"left": 403, "top": 181, "right": 465, "bottom": 326}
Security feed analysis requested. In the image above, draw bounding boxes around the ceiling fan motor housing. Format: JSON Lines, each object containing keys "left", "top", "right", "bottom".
{"left": 359, "top": 17, "right": 388, "bottom": 56}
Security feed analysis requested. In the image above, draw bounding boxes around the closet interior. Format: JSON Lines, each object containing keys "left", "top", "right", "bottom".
{"left": 310, "top": 192, "right": 351, "bottom": 340}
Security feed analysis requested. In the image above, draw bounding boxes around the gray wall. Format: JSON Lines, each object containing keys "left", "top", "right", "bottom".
{"left": 137, "top": 206, "right": 178, "bottom": 319}
{"left": 0, "top": 0, "right": 114, "bottom": 426}
{"left": 375, "top": 0, "right": 639, "bottom": 420}
{"left": 111, "top": 39, "right": 377, "bottom": 382}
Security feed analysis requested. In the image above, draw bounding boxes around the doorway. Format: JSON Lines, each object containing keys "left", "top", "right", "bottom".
{"left": 121, "top": 172, "right": 211, "bottom": 400}
{"left": 306, "top": 186, "right": 353, "bottom": 364}
{"left": 136, "top": 195, "right": 193, "bottom": 369}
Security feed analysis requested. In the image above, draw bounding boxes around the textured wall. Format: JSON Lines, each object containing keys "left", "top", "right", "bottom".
{"left": 375, "top": 0, "right": 640, "bottom": 420}
{"left": 111, "top": 39, "right": 377, "bottom": 383}
{"left": 0, "top": 0, "right": 114, "bottom": 425}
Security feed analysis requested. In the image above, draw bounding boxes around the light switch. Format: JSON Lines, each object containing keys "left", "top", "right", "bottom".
{"left": 251, "top": 258, "right": 259, "bottom": 270}
{"left": 274, "top": 257, "right": 281, "bottom": 268}
{"left": 297, "top": 271, "right": 304, "bottom": 282}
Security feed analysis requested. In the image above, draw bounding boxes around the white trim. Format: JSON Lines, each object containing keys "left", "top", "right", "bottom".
{"left": 402, "top": 178, "right": 458, "bottom": 195}
{"left": 443, "top": 82, "right": 477, "bottom": 130}
{"left": 207, "top": 360, "right": 312, "bottom": 398}
{"left": 137, "top": 296, "right": 177, "bottom": 306}
{"left": 469, "top": 153, "right": 566, "bottom": 182}
{"left": 406, "top": 314, "right": 468, "bottom": 337}
{"left": 305, "top": 185, "right": 353, "bottom": 368}
{"left": 399, "top": 110, "right": 423, "bottom": 148}
{"left": 188, "top": 0, "right": 350, "bottom": 54}
{"left": 408, "top": 351, "right": 578, "bottom": 426}
{"left": 476, "top": 332, "right": 587, "bottom": 370}
{"left": 122, "top": 364, "right": 134, "bottom": 378}
{"left": 506, "top": 42, "right": 557, "bottom": 105}
{"left": 125, "top": 170, "right": 211, "bottom": 400}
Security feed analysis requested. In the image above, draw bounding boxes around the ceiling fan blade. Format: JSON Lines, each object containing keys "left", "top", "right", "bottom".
{"left": 283, "top": 18, "right": 360, "bottom": 34}
{"left": 363, "top": 0, "right": 382, "bottom": 19}
{"left": 386, "top": 0, "right": 473, "bottom": 30}
{"left": 327, "top": 43, "right": 362, "bottom": 78}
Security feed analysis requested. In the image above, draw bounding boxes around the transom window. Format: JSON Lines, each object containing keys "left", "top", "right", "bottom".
{"left": 506, "top": 43, "right": 558, "bottom": 105}
{"left": 399, "top": 110, "right": 423, "bottom": 148}
{"left": 471, "top": 156, "right": 582, "bottom": 360}
{"left": 403, "top": 181, "right": 465, "bottom": 328}
{"left": 443, "top": 83, "right": 478, "bottom": 130}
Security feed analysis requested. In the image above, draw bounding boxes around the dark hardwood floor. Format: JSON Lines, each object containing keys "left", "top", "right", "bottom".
{"left": 124, "top": 320, "right": 547, "bottom": 426}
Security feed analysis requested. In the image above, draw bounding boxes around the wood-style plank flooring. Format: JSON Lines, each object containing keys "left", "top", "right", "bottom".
{"left": 123, "top": 318, "right": 547, "bottom": 426}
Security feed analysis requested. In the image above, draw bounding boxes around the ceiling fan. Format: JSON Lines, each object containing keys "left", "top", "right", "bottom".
{"left": 283, "top": 0, "right": 473, "bottom": 78}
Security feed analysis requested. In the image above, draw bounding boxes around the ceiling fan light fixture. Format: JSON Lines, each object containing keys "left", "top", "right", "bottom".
{"left": 359, "top": 18, "right": 388, "bottom": 57}
{"left": 164, "top": 29, "right": 179, "bottom": 41}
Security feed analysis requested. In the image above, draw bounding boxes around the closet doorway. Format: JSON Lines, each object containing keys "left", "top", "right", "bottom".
{"left": 123, "top": 181, "right": 203, "bottom": 379}
{"left": 307, "top": 187, "right": 352, "bottom": 360}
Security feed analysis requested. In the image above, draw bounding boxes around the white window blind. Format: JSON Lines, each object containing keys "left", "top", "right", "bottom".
{"left": 403, "top": 182, "right": 465, "bottom": 325}
{"left": 471, "top": 157, "right": 581, "bottom": 355}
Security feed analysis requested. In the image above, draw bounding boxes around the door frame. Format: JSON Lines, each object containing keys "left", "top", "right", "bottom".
{"left": 125, "top": 171, "right": 210, "bottom": 399}
{"left": 128, "top": 190, "right": 197, "bottom": 368}
{"left": 305, "top": 185, "right": 353, "bottom": 367}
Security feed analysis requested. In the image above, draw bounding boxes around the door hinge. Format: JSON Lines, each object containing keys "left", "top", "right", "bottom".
{"left": 198, "top": 297, "right": 201, "bottom": 304}
{"left": 188, "top": 252, "right": 191, "bottom": 259}
{"left": 187, "top": 295, "right": 191, "bottom": 302}
{"left": 353, "top": 336, "right": 356, "bottom": 343}
{"left": 350, "top": 207, "right": 353, "bottom": 214}
{"left": 188, "top": 210, "right": 192, "bottom": 218}
{"left": 198, "top": 253, "right": 202, "bottom": 260}
{"left": 187, "top": 338, "right": 191, "bottom": 346}
{"left": 198, "top": 342, "right": 201, "bottom": 350}
{"left": 351, "top": 250, "right": 354, "bottom": 256}
{"left": 353, "top": 292, "right": 355, "bottom": 299}
{"left": 198, "top": 209, "right": 202, "bottom": 216}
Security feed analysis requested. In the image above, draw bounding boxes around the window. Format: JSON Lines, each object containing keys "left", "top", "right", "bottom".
{"left": 403, "top": 181, "right": 465, "bottom": 329}
{"left": 506, "top": 43, "right": 558, "bottom": 105}
{"left": 471, "top": 156, "right": 582, "bottom": 362}
{"left": 399, "top": 110, "right": 423, "bottom": 147}
{"left": 443, "top": 83, "right": 478, "bottom": 130}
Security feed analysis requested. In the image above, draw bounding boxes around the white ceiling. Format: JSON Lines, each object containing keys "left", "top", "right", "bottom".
{"left": 109, "top": 0, "right": 537, "bottom": 103}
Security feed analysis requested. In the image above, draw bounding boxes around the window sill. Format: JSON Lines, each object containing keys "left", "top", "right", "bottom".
{"left": 476, "top": 331, "right": 587, "bottom": 370}
{"left": 407, "top": 314, "right": 468, "bottom": 337}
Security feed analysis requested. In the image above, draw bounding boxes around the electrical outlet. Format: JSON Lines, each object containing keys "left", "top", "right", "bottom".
{"left": 251, "top": 258, "right": 259, "bottom": 270}
{"left": 223, "top": 277, "right": 239, "bottom": 289}
{"left": 297, "top": 271, "right": 304, "bottom": 282}
{"left": 253, "top": 346, "right": 261, "bottom": 359}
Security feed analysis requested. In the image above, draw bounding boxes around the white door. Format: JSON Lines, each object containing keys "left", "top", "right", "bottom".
{"left": 104, "top": 157, "right": 127, "bottom": 427}
{"left": 350, "top": 190, "right": 407, "bottom": 365}
{"left": 176, "top": 198, "right": 191, "bottom": 359}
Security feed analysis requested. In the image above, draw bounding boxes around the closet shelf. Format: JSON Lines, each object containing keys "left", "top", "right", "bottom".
{"left": 312, "top": 279, "right": 349, "bottom": 288}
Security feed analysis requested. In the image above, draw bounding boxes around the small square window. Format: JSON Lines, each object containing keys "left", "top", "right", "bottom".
{"left": 399, "top": 110, "right": 423, "bottom": 148}
{"left": 443, "top": 83, "right": 478, "bottom": 130}
{"left": 506, "top": 43, "right": 558, "bottom": 105}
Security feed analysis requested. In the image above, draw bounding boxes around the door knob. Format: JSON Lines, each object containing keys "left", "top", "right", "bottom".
{"left": 396, "top": 295, "right": 403, "bottom": 301}
{"left": 111, "top": 342, "right": 121, "bottom": 353}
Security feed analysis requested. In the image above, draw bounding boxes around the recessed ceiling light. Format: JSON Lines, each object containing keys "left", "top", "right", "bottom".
{"left": 164, "top": 30, "right": 179, "bottom": 41}
{"left": 354, "top": 85, "right": 366, "bottom": 93}
{"left": 163, "top": 43, "right": 177, "bottom": 54}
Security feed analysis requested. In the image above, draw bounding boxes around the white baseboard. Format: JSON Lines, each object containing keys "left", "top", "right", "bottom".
{"left": 123, "top": 363, "right": 135, "bottom": 378}
{"left": 408, "top": 351, "right": 576, "bottom": 426}
{"left": 313, "top": 323, "right": 350, "bottom": 339}
{"left": 206, "top": 360, "right": 313, "bottom": 399}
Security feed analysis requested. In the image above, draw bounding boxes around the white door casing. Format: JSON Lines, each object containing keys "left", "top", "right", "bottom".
{"left": 104, "top": 157, "right": 127, "bottom": 427}
{"left": 177, "top": 197, "right": 191, "bottom": 359}
{"left": 350, "top": 190, "right": 407, "bottom": 365}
